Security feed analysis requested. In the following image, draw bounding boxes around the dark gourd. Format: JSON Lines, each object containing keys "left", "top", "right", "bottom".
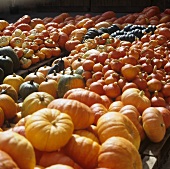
{"left": 19, "top": 80, "right": 39, "bottom": 99}
{"left": 0, "top": 46, "right": 20, "bottom": 71}
{"left": 0, "top": 68, "right": 4, "bottom": 84}
{"left": 0, "top": 55, "right": 13, "bottom": 76}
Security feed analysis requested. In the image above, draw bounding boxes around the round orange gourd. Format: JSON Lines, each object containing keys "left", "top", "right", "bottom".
{"left": 97, "top": 111, "right": 140, "bottom": 150}
{"left": 142, "top": 107, "right": 166, "bottom": 143}
{"left": 21, "top": 92, "right": 54, "bottom": 117}
{"left": 0, "top": 94, "right": 17, "bottom": 120}
{"left": 121, "top": 88, "right": 151, "bottom": 114}
{"left": 25, "top": 108, "right": 74, "bottom": 152}
{"left": 98, "top": 136, "right": 142, "bottom": 169}
{"left": 63, "top": 134, "right": 100, "bottom": 169}
{"left": 0, "top": 130, "right": 36, "bottom": 169}
{"left": 3, "top": 73, "right": 24, "bottom": 93}
{"left": 0, "top": 150, "right": 19, "bottom": 168}
{"left": 47, "top": 98, "right": 95, "bottom": 129}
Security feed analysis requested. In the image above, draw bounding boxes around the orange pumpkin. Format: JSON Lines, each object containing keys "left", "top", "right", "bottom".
{"left": 25, "top": 108, "right": 74, "bottom": 152}
{"left": 47, "top": 98, "right": 95, "bottom": 129}
{"left": 63, "top": 134, "right": 100, "bottom": 169}
{"left": 98, "top": 136, "right": 142, "bottom": 169}
{"left": 142, "top": 107, "right": 166, "bottom": 143}
{"left": 97, "top": 111, "right": 141, "bottom": 150}
{"left": 0, "top": 130, "right": 36, "bottom": 169}
{"left": 21, "top": 92, "right": 54, "bottom": 117}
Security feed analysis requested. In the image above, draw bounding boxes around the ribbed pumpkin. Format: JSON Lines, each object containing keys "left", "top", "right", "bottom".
{"left": 98, "top": 136, "right": 142, "bottom": 169}
{"left": 142, "top": 107, "right": 166, "bottom": 143}
{"left": 57, "top": 70, "right": 85, "bottom": 98}
{"left": 0, "top": 150, "right": 19, "bottom": 169}
{"left": 63, "top": 134, "right": 100, "bottom": 169}
{"left": 97, "top": 111, "right": 141, "bottom": 150}
{"left": 63, "top": 88, "right": 105, "bottom": 107}
{"left": 21, "top": 92, "right": 54, "bottom": 117}
{"left": 121, "top": 88, "right": 151, "bottom": 114}
{"left": 3, "top": 73, "right": 24, "bottom": 94}
{"left": 47, "top": 98, "right": 95, "bottom": 129}
{"left": 25, "top": 108, "right": 74, "bottom": 152}
{"left": 0, "top": 130, "right": 36, "bottom": 169}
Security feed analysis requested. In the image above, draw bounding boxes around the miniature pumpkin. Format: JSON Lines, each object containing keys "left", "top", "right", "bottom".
{"left": 63, "top": 134, "right": 100, "bottom": 169}
{"left": 121, "top": 88, "right": 151, "bottom": 114}
{"left": 21, "top": 92, "right": 54, "bottom": 117}
{"left": 3, "top": 73, "right": 24, "bottom": 94}
{"left": 142, "top": 107, "right": 166, "bottom": 143}
{"left": 97, "top": 111, "right": 141, "bottom": 150}
{"left": 25, "top": 108, "right": 74, "bottom": 152}
{"left": 98, "top": 136, "right": 142, "bottom": 169}
{"left": 47, "top": 98, "right": 95, "bottom": 129}
{"left": 0, "top": 130, "right": 36, "bottom": 169}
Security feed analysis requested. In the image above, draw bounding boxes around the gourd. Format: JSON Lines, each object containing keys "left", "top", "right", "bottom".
{"left": 25, "top": 108, "right": 74, "bottom": 152}
{"left": 57, "top": 68, "right": 85, "bottom": 98}
{"left": 0, "top": 46, "right": 20, "bottom": 71}
{"left": 21, "top": 91, "right": 54, "bottom": 117}
{"left": 19, "top": 80, "right": 39, "bottom": 99}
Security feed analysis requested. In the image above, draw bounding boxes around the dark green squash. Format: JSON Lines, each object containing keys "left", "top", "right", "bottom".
{"left": 0, "top": 46, "right": 20, "bottom": 71}
{"left": 19, "top": 80, "right": 39, "bottom": 99}
{"left": 57, "top": 67, "right": 85, "bottom": 98}
{"left": 0, "top": 55, "right": 13, "bottom": 76}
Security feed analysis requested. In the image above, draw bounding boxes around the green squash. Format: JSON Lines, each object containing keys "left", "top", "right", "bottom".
{"left": 57, "top": 69, "right": 85, "bottom": 98}
{"left": 19, "top": 80, "right": 39, "bottom": 100}
{"left": 0, "top": 68, "right": 4, "bottom": 84}
{"left": 0, "top": 46, "right": 20, "bottom": 72}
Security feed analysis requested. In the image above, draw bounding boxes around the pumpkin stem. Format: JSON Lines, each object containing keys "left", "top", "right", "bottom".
{"left": 139, "top": 90, "right": 145, "bottom": 97}
{"left": 70, "top": 66, "right": 74, "bottom": 75}
{"left": 30, "top": 79, "right": 34, "bottom": 85}
{"left": 13, "top": 73, "right": 16, "bottom": 77}
{"left": 34, "top": 69, "right": 38, "bottom": 75}
{"left": 53, "top": 70, "right": 57, "bottom": 76}
{"left": 39, "top": 96, "right": 45, "bottom": 102}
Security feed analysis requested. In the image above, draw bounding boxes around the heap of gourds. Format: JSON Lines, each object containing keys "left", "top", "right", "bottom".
{"left": 0, "top": 5, "right": 170, "bottom": 169}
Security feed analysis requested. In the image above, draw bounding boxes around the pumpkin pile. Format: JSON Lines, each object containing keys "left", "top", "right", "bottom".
{"left": 0, "top": 5, "right": 170, "bottom": 169}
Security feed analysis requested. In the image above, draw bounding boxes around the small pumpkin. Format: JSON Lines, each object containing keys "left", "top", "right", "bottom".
{"left": 0, "top": 84, "right": 18, "bottom": 102}
{"left": 21, "top": 91, "right": 54, "bottom": 117}
{"left": 57, "top": 68, "right": 85, "bottom": 98}
{"left": 142, "top": 107, "right": 166, "bottom": 143}
{"left": 3, "top": 73, "right": 24, "bottom": 94}
{"left": 25, "top": 108, "right": 74, "bottom": 152}
{"left": 47, "top": 98, "right": 95, "bottom": 130}
{"left": 19, "top": 80, "right": 39, "bottom": 99}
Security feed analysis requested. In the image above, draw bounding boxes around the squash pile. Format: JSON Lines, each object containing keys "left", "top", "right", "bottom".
{"left": 0, "top": 5, "right": 170, "bottom": 169}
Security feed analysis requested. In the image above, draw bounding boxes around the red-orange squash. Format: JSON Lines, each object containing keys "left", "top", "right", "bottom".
{"left": 47, "top": 98, "right": 95, "bottom": 129}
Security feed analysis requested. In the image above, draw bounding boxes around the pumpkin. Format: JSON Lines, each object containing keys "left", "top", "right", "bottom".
{"left": 25, "top": 108, "right": 74, "bottom": 152}
{"left": 38, "top": 151, "right": 82, "bottom": 169}
{"left": 3, "top": 73, "right": 24, "bottom": 94}
{"left": 38, "top": 79, "right": 58, "bottom": 98}
{"left": 0, "top": 150, "right": 19, "bottom": 169}
{"left": 46, "top": 164, "right": 74, "bottom": 169}
{"left": 0, "top": 94, "right": 17, "bottom": 120}
{"left": 97, "top": 111, "right": 141, "bottom": 150}
{"left": 63, "top": 88, "right": 105, "bottom": 107}
{"left": 57, "top": 69, "right": 85, "bottom": 98}
{"left": 0, "top": 107, "right": 4, "bottom": 127}
{"left": 21, "top": 92, "right": 54, "bottom": 117}
{"left": 63, "top": 134, "right": 100, "bottom": 169}
{"left": 0, "top": 84, "right": 18, "bottom": 102}
{"left": 142, "top": 107, "right": 166, "bottom": 143}
{"left": 19, "top": 80, "right": 39, "bottom": 99}
{"left": 24, "top": 70, "right": 45, "bottom": 85}
{"left": 47, "top": 98, "right": 95, "bottom": 129}
{"left": 37, "top": 65, "right": 52, "bottom": 77}
{"left": 98, "top": 136, "right": 142, "bottom": 169}
{"left": 0, "top": 55, "right": 13, "bottom": 77}
{"left": 121, "top": 88, "right": 151, "bottom": 114}
{"left": 0, "top": 46, "right": 20, "bottom": 72}
{"left": 0, "top": 130, "right": 36, "bottom": 169}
